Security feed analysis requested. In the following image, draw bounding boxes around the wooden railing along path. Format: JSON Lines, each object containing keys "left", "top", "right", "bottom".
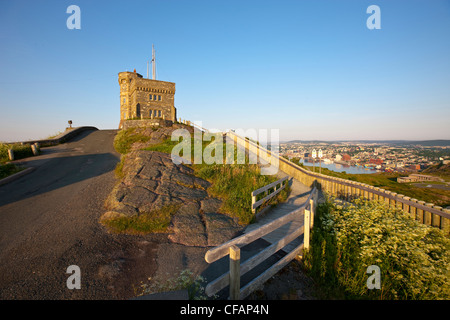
{"left": 251, "top": 176, "right": 289, "bottom": 214}
{"left": 204, "top": 187, "right": 318, "bottom": 300}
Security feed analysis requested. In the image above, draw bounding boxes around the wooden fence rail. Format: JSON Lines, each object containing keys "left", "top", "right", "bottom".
{"left": 204, "top": 187, "right": 318, "bottom": 300}
{"left": 226, "top": 130, "right": 450, "bottom": 235}
{"left": 251, "top": 176, "right": 288, "bottom": 214}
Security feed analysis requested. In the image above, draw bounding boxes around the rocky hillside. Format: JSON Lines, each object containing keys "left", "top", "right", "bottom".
{"left": 422, "top": 163, "right": 450, "bottom": 180}
{"left": 101, "top": 124, "right": 244, "bottom": 247}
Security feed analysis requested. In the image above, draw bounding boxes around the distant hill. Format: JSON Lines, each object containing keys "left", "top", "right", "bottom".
{"left": 283, "top": 139, "right": 450, "bottom": 146}
{"left": 395, "top": 140, "right": 450, "bottom": 147}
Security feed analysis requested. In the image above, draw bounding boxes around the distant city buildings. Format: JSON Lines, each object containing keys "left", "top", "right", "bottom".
{"left": 280, "top": 141, "right": 449, "bottom": 174}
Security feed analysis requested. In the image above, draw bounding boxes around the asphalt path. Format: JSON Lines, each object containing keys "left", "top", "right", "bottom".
{"left": 0, "top": 129, "right": 161, "bottom": 299}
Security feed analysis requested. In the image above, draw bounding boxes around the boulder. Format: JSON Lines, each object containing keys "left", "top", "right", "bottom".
{"left": 104, "top": 127, "right": 243, "bottom": 247}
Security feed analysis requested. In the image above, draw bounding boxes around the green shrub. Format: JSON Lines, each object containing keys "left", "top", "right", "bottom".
{"left": 304, "top": 199, "right": 450, "bottom": 300}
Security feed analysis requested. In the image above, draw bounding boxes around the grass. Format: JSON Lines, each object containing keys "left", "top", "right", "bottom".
{"left": 114, "top": 156, "right": 126, "bottom": 179}
{"left": 101, "top": 204, "right": 181, "bottom": 234}
{"left": 134, "top": 269, "right": 209, "bottom": 300}
{"left": 0, "top": 163, "right": 23, "bottom": 180}
{"left": 45, "top": 131, "right": 63, "bottom": 139}
{"left": 192, "top": 163, "right": 290, "bottom": 224}
{"left": 113, "top": 127, "right": 151, "bottom": 154}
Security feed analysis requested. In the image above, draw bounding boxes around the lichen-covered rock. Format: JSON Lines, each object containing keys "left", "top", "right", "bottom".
{"left": 104, "top": 142, "right": 243, "bottom": 247}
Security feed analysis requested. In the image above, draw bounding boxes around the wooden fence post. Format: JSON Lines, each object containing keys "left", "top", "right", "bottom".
{"left": 390, "top": 192, "right": 397, "bottom": 208}
{"left": 229, "top": 245, "right": 241, "bottom": 300}
{"left": 417, "top": 201, "right": 425, "bottom": 223}
{"left": 402, "top": 196, "right": 410, "bottom": 215}
{"left": 442, "top": 210, "right": 450, "bottom": 235}
{"left": 432, "top": 206, "right": 442, "bottom": 229}
{"left": 304, "top": 209, "right": 310, "bottom": 251}
{"left": 409, "top": 198, "right": 417, "bottom": 220}
{"left": 309, "top": 198, "right": 314, "bottom": 228}
{"left": 378, "top": 189, "right": 385, "bottom": 203}
{"left": 251, "top": 193, "right": 257, "bottom": 214}
{"left": 363, "top": 185, "right": 369, "bottom": 200}
{"left": 384, "top": 191, "right": 391, "bottom": 206}
{"left": 424, "top": 203, "right": 434, "bottom": 226}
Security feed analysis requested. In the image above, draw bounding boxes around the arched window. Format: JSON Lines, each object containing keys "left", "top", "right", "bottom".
{"left": 136, "top": 104, "right": 141, "bottom": 118}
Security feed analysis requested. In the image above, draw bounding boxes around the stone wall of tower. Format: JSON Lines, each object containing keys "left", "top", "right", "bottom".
{"left": 118, "top": 71, "right": 177, "bottom": 128}
{"left": 118, "top": 72, "right": 135, "bottom": 127}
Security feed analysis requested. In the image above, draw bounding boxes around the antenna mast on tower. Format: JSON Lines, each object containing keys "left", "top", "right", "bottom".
{"left": 152, "top": 44, "right": 156, "bottom": 80}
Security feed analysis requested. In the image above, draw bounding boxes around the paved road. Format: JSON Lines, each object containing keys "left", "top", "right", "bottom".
{"left": 0, "top": 129, "right": 160, "bottom": 299}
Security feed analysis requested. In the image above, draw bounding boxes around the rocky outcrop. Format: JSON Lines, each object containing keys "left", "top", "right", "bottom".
{"left": 104, "top": 146, "right": 243, "bottom": 247}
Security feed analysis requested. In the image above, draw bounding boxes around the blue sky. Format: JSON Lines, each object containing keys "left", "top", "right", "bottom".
{"left": 0, "top": 0, "right": 449, "bottom": 142}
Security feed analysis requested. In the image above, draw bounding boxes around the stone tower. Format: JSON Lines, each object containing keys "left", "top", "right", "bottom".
{"left": 118, "top": 70, "right": 176, "bottom": 129}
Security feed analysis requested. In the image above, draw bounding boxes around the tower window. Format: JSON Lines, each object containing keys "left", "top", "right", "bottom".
{"left": 149, "top": 94, "right": 153, "bottom": 100}
{"left": 154, "top": 95, "right": 157, "bottom": 100}
{"left": 158, "top": 95, "right": 161, "bottom": 101}
{"left": 123, "top": 98, "right": 126, "bottom": 104}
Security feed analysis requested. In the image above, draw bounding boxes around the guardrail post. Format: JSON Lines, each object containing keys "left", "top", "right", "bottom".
{"left": 8, "top": 149, "right": 14, "bottom": 161}
{"left": 229, "top": 245, "right": 241, "bottom": 300}
{"left": 31, "top": 144, "right": 39, "bottom": 156}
